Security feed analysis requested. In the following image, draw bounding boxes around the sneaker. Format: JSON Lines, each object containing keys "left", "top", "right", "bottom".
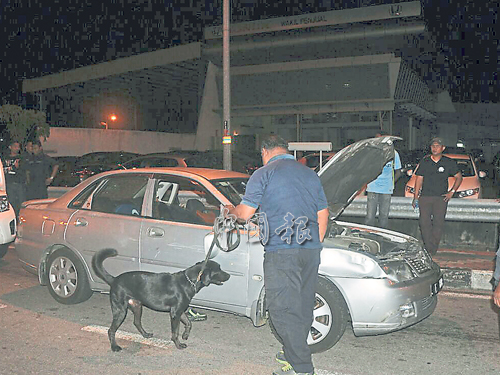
{"left": 275, "top": 350, "right": 289, "bottom": 365}
{"left": 272, "top": 363, "right": 316, "bottom": 375}
{"left": 187, "top": 308, "right": 207, "bottom": 321}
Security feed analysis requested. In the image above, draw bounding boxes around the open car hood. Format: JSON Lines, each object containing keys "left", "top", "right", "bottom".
{"left": 318, "top": 136, "right": 400, "bottom": 219}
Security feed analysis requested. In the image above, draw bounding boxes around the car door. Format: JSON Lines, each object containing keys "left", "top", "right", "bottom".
{"left": 64, "top": 173, "right": 150, "bottom": 284}
{"left": 139, "top": 173, "right": 249, "bottom": 309}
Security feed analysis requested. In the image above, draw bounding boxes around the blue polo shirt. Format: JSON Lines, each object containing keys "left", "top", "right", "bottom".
{"left": 241, "top": 153, "right": 328, "bottom": 251}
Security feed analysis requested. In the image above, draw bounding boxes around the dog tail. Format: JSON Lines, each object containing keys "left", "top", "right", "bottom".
{"left": 91, "top": 248, "right": 118, "bottom": 285}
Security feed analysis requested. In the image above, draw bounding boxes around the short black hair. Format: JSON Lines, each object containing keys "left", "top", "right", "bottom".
{"left": 260, "top": 134, "right": 288, "bottom": 151}
{"left": 33, "top": 140, "right": 42, "bottom": 147}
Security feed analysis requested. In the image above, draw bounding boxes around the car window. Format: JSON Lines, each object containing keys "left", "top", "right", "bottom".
{"left": 211, "top": 178, "right": 248, "bottom": 206}
{"left": 146, "top": 157, "right": 178, "bottom": 168}
{"left": 151, "top": 174, "right": 220, "bottom": 225}
{"left": 70, "top": 175, "right": 149, "bottom": 216}
{"left": 456, "top": 159, "right": 475, "bottom": 177}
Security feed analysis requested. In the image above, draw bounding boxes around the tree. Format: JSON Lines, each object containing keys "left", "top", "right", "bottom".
{"left": 0, "top": 104, "right": 50, "bottom": 144}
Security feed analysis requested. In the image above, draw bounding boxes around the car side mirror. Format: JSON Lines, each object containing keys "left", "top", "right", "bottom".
{"left": 479, "top": 171, "right": 487, "bottom": 178}
{"left": 407, "top": 169, "right": 414, "bottom": 177}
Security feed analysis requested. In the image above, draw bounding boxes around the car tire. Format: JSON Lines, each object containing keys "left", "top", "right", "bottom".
{"left": 269, "top": 277, "right": 349, "bottom": 353}
{"left": 0, "top": 243, "right": 9, "bottom": 259}
{"left": 46, "top": 248, "right": 93, "bottom": 305}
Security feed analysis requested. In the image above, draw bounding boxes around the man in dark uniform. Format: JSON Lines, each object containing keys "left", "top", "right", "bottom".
{"left": 411, "top": 137, "right": 463, "bottom": 256}
{"left": 25, "top": 140, "right": 59, "bottom": 200}
{"left": 2, "top": 140, "right": 26, "bottom": 216}
{"left": 229, "top": 135, "right": 329, "bottom": 375}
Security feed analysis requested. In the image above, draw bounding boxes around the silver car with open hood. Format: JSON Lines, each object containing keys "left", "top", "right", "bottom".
{"left": 15, "top": 137, "right": 442, "bottom": 353}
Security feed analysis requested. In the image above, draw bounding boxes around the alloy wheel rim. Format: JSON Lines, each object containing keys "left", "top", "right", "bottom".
{"left": 48, "top": 256, "right": 78, "bottom": 298}
{"left": 307, "top": 293, "right": 332, "bottom": 345}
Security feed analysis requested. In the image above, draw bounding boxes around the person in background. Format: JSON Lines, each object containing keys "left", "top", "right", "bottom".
{"left": 411, "top": 137, "right": 462, "bottom": 256}
{"left": 24, "top": 140, "right": 33, "bottom": 157}
{"left": 228, "top": 134, "right": 329, "bottom": 375}
{"left": 25, "top": 140, "right": 59, "bottom": 200}
{"left": 365, "top": 131, "right": 401, "bottom": 229}
{"left": 493, "top": 247, "right": 500, "bottom": 308}
{"left": 2, "top": 140, "right": 26, "bottom": 217}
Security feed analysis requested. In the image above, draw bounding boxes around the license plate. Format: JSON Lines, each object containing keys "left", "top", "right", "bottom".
{"left": 431, "top": 276, "right": 444, "bottom": 296}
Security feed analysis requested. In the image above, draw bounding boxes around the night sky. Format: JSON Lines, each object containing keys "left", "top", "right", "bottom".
{"left": 0, "top": 0, "right": 498, "bottom": 108}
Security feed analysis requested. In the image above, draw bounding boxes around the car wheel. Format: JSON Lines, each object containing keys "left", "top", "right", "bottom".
{"left": 0, "top": 243, "right": 9, "bottom": 259}
{"left": 46, "top": 249, "right": 93, "bottom": 305}
{"left": 269, "top": 277, "right": 349, "bottom": 353}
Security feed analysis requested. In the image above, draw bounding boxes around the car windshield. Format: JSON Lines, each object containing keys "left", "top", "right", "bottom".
{"left": 211, "top": 177, "right": 249, "bottom": 205}
{"left": 456, "top": 159, "right": 475, "bottom": 177}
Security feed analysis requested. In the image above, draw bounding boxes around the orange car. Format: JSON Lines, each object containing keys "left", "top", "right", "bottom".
{"left": 405, "top": 153, "right": 486, "bottom": 199}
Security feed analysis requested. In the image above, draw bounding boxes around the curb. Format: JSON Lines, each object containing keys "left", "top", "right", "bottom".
{"left": 441, "top": 267, "right": 494, "bottom": 291}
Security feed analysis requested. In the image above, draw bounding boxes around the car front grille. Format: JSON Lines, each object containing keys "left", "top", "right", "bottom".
{"left": 420, "top": 295, "right": 434, "bottom": 311}
{"left": 406, "top": 257, "right": 432, "bottom": 275}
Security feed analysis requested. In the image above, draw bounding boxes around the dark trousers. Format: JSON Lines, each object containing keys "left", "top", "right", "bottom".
{"left": 418, "top": 196, "right": 448, "bottom": 255}
{"left": 264, "top": 248, "right": 321, "bottom": 374}
{"left": 6, "top": 182, "right": 26, "bottom": 217}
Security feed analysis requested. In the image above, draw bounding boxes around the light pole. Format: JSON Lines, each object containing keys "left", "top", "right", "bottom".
{"left": 222, "top": 0, "right": 232, "bottom": 171}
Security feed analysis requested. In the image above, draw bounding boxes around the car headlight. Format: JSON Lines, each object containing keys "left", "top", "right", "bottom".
{"left": 380, "top": 261, "right": 416, "bottom": 283}
{"left": 0, "top": 195, "right": 10, "bottom": 213}
{"left": 457, "top": 188, "right": 479, "bottom": 198}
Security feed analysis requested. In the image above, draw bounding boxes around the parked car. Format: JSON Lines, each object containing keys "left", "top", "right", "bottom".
{"left": 75, "top": 151, "right": 139, "bottom": 168}
{"left": 0, "top": 159, "right": 17, "bottom": 258}
{"left": 118, "top": 152, "right": 198, "bottom": 169}
{"left": 182, "top": 150, "right": 262, "bottom": 175}
{"left": 15, "top": 137, "right": 442, "bottom": 353}
{"left": 405, "top": 153, "right": 486, "bottom": 199}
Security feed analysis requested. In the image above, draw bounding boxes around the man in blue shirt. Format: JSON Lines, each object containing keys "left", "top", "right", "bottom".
{"left": 365, "top": 132, "right": 402, "bottom": 229}
{"left": 229, "top": 135, "right": 329, "bottom": 375}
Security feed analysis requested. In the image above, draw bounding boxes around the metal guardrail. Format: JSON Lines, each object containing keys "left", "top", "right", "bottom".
{"left": 343, "top": 197, "right": 500, "bottom": 223}
{"left": 48, "top": 187, "right": 500, "bottom": 224}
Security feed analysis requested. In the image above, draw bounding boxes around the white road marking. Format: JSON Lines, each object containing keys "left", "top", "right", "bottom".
{"left": 82, "top": 325, "right": 349, "bottom": 374}
{"left": 81, "top": 324, "right": 173, "bottom": 349}
{"left": 317, "top": 370, "right": 350, "bottom": 375}
{"left": 0, "top": 304, "right": 7, "bottom": 309}
{"left": 441, "top": 291, "right": 492, "bottom": 300}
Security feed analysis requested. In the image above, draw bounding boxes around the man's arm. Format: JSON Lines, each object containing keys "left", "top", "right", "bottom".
{"left": 412, "top": 175, "right": 423, "bottom": 208}
{"left": 228, "top": 203, "right": 257, "bottom": 222}
{"left": 443, "top": 171, "right": 463, "bottom": 202}
{"left": 318, "top": 208, "right": 329, "bottom": 242}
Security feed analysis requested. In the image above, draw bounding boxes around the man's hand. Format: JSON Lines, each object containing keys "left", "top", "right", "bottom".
{"left": 493, "top": 284, "right": 500, "bottom": 308}
{"left": 45, "top": 177, "right": 54, "bottom": 186}
{"left": 443, "top": 191, "right": 454, "bottom": 202}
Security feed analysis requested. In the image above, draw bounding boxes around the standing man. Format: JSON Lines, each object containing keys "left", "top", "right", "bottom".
{"left": 411, "top": 137, "right": 462, "bottom": 256}
{"left": 365, "top": 131, "right": 402, "bottom": 228}
{"left": 228, "top": 135, "right": 329, "bottom": 375}
{"left": 25, "top": 140, "right": 59, "bottom": 200}
{"left": 2, "top": 140, "right": 26, "bottom": 216}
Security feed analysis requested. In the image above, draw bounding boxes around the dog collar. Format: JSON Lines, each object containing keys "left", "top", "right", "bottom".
{"left": 184, "top": 271, "right": 197, "bottom": 289}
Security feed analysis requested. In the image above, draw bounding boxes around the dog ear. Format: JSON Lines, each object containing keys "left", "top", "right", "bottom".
{"left": 200, "top": 270, "right": 212, "bottom": 286}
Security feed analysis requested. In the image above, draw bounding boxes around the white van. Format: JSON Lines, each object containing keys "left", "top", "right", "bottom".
{"left": 0, "top": 159, "right": 16, "bottom": 258}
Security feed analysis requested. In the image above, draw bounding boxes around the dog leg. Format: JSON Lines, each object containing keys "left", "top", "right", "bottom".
{"left": 180, "top": 311, "right": 192, "bottom": 341}
{"left": 170, "top": 312, "right": 187, "bottom": 349}
{"left": 129, "top": 299, "right": 153, "bottom": 338}
{"left": 108, "top": 299, "right": 128, "bottom": 352}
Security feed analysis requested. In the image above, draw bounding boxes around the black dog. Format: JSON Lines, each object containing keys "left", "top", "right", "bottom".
{"left": 91, "top": 248, "right": 230, "bottom": 351}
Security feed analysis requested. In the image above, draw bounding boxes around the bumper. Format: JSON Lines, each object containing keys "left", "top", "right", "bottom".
{"left": 333, "top": 270, "right": 442, "bottom": 336}
{"left": 0, "top": 207, "right": 16, "bottom": 245}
